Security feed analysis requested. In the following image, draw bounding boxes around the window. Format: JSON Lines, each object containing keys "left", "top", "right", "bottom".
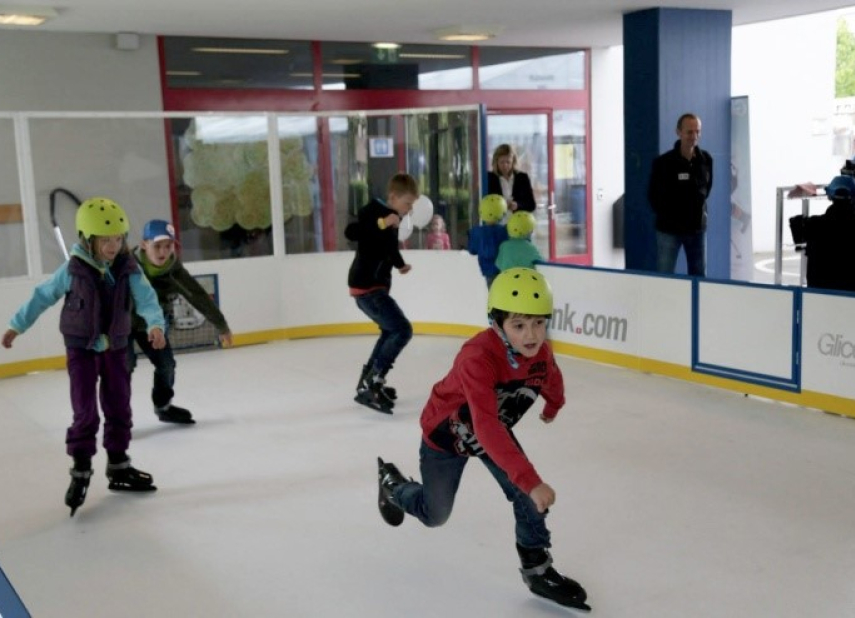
{"left": 479, "top": 47, "right": 585, "bottom": 90}
{"left": 0, "top": 117, "right": 25, "bottom": 278}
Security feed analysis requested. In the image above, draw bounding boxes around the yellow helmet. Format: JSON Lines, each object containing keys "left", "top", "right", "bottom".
{"left": 76, "top": 197, "right": 129, "bottom": 237}
{"left": 507, "top": 211, "right": 536, "bottom": 238}
{"left": 479, "top": 194, "right": 507, "bottom": 224}
{"left": 487, "top": 267, "right": 553, "bottom": 317}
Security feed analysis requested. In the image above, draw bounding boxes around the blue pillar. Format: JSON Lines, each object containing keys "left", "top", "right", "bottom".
{"left": 623, "top": 8, "right": 732, "bottom": 278}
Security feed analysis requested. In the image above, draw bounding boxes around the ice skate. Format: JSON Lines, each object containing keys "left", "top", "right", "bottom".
{"left": 517, "top": 544, "right": 591, "bottom": 612}
{"left": 357, "top": 364, "right": 397, "bottom": 400}
{"left": 106, "top": 460, "right": 157, "bottom": 492}
{"left": 377, "top": 457, "right": 407, "bottom": 526}
{"left": 155, "top": 403, "right": 195, "bottom": 424}
{"left": 65, "top": 467, "right": 92, "bottom": 517}
{"left": 355, "top": 370, "right": 395, "bottom": 414}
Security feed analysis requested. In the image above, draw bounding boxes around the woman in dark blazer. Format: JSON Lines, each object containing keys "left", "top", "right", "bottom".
{"left": 486, "top": 143, "right": 536, "bottom": 213}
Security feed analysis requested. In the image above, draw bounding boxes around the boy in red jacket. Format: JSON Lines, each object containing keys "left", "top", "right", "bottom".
{"left": 377, "top": 267, "right": 591, "bottom": 612}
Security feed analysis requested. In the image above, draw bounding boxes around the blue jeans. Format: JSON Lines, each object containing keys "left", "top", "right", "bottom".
{"left": 393, "top": 440, "right": 552, "bottom": 549}
{"left": 355, "top": 289, "right": 412, "bottom": 374}
{"left": 656, "top": 230, "right": 706, "bottom": 276}
{"left": 128, "top": 330, "right": 176, "bottom": 408}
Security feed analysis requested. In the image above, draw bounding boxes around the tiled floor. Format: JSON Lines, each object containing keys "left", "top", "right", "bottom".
{"left": 1, "top": 335, "right": 854, "bottom": 617}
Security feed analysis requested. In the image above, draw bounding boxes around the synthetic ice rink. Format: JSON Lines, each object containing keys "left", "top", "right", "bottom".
{"left": 1, "top": 335, "right": 854, "bottom": 617}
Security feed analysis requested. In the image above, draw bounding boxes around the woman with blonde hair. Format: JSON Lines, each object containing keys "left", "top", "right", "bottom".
{"left": 487, "top": 143, "right": 536, "bottom": 213}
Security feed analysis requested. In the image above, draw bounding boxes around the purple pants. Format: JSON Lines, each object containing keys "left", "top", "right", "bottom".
{"left": 65, "top": 347, "right": 133, "bottom": 458}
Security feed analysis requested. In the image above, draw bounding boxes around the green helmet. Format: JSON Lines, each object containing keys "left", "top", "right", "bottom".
{"left": 479, "top": 194, "right": 507, "bottom": 223}
{"left": 487, "top": 267, "right": 553, "bottom": 317}
{"left": 507, "top": 211, "right": 536, "bottom": 238}
{"left": 76, "top": 197, "right": 130, "bottom": 238}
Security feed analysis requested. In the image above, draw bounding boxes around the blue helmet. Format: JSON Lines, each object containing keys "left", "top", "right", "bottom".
{"left": 826, "top": 175, "right": 855, "bottom": 199}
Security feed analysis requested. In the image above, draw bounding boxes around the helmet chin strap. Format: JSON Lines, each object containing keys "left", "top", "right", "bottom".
{"left": 489, "top": 316, "right": 519, "bottom": 369}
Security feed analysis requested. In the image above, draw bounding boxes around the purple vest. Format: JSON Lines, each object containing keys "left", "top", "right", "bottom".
{"left": 60, "top": 254, "right": 137, "bottom": 350}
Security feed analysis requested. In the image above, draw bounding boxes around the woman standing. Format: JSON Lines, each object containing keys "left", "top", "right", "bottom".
{"left": 487, "top": 143, "right": 536, "bottom": 213}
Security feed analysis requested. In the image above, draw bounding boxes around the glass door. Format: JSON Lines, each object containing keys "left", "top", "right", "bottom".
{"left": 486, "top": 109, "right": 590, "bottom": 263}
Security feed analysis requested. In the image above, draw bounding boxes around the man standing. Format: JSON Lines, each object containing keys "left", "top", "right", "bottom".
{"left": 648, "top": 113, "right": 713, "bottom": 276}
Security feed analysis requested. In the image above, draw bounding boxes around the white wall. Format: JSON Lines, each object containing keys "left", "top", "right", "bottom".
{"left": 0, "top": 32, "right": 162, "bottom": 112}
{"left": 732, "top": 11, "right": 842, "bottom": 253}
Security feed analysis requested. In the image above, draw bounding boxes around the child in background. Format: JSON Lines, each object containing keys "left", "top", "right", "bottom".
{"left": 129, "top": 219, "right": 233, "bottom": 425}
{"left": 467, "top": 194, "right": 509, "bottom": 288}
{"left": 426, "top": 214, "right": 451, "bottom": 250}
{"left": 376, "top": 268, "right": 591, "bottom": 611}
{"left": 496, "top": 210, "right": 544, "bottom": 271}
{"left": 2, "top": 198, "right": 166, "bottom": 517}
{"left": 345, "top": 173, "right": 418, "bottom": 414}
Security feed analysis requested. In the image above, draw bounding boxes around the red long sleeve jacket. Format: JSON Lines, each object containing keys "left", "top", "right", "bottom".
{"left": 421, "top": 328, "right": 565, "bottom": 494}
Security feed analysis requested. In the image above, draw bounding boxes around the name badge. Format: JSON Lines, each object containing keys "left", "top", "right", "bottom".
{"left": 678, "top": 173, "right": 690, "bottom": 181}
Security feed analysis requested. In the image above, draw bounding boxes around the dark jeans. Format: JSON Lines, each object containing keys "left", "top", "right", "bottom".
{"left": 128, "top": 330, "right": 176, "bottom": 408}
{"left": 656, "top": 230, "right": 706, "bottom": 276}
{"left": 354, "top": 289, "right": 412, "bottom": 375}
{"left": 66, "top": 347, "right": 133, "bottom": 458}
{"left": 393, "top": 440, "right": 552, "bottom": 549}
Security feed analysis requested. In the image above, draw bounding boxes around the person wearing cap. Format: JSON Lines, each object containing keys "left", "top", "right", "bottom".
{"left": 647, "top": 113, "right": 714, "bottom": 276}
{"left": 129, "top": 219, "right": 233, "bottom": 424}
{"left": 789, "top": 175, "right": 855, "bottom": 292}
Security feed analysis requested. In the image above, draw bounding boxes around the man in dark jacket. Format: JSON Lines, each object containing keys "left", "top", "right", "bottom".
{"left": 789, "top": 174, "right": 855, "bottom": 292}
{"left": 345, "top": 173, "right": 418, "bottom": 414}
{"left": 648, "top": 113, "right": 714, "bottom": 276}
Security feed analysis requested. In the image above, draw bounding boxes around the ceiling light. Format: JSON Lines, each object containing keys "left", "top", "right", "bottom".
{"left": 399, "top": 53, "right": 466, "bottom": 60}
{"left": 433, "top": 26, "right": 503, "bottom": 42}
{"left": 372, "top": 42, "right": 400, "bottom": 50}
{"left": 192, "top": 46, "right": 288, "bottom": 55}
{"left": 0, "top": 6, "right": 57, "bottom": 26}
{"left": 167, "top": 71, "right": 202, "bottom": 77}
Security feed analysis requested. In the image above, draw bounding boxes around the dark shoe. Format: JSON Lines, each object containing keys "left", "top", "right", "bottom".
{"left": 357, "top": 364, "right": 397, "bottom": 400}
{"left": 517, "top": 544, "right": 591, "bottom": 611}
{"left": 377, "top": 457, "right": 407, "bottom": 526}
{"left": 355, "top": 370, "right": 394, "bottom": 414}
{"left": 106, "top": 460, "right": 157, "bottom": 492}
{"left": 65, "top": 467, "right": 92, "bottom": 517}
{"left": 156, "top": 404, "right": 195, "bottom": 424}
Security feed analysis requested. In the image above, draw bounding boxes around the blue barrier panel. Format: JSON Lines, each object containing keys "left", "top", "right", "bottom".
{"left": 0, "top": 561, "right": 30, "bottom": 618}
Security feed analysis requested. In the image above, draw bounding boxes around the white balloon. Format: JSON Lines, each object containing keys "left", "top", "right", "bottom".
{"left": 398, "top": 214, "right": 413, "bottom": 242}
{"left": 411, "top": 195, "right": 434, "bottom": 229}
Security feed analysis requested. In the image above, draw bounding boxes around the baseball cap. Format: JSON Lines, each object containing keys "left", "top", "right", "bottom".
{"left": 825, "top": 175, "right": 855, "bottom": 199}
{"left": 142, "top": 219, "right": 176, "bottom": 242}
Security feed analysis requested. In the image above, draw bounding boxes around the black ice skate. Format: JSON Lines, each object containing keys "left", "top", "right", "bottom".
{"left": 377, "top": 457, "right": 407, "bottom": 526}
{"left": 65, "top": 467, "right": 92, "bottom": 517}
{"left": 355, "top": 370, "right": 395, "bottom": 414}
{"left": 156, "top": 403, "right": 195, "bottom": 424}
{"left": 106, "top": 460, "right": 157, "bottom": 492}
{"left": 517, "top": 544, "right": 591, "bottom": 612}
{"left": 357, "top": 364, "right": 397, "bottom": 400}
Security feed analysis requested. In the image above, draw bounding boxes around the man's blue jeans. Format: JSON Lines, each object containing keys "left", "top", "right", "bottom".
{"left": 393, "top": 440, "right": 552, "bottom": 549}
{"left": 354, "top": 288, "right": 412, "bottom": 374}
{"left": 656, "top": 230, "right": 706, "bottom": 276}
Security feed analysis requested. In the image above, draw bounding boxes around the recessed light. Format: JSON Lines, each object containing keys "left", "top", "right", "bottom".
{"left": 192, "top": 47, "right": 288, "bottom": 55}
{"left": 372, "top": 42, "right": 401, "bottom": 50}
{"left": 433, "top": 26, "right": 503, "bottom": 42}
{"left": 0, "top": 6, "right": 57, "bottom": 26}
{"left": 167, "top": 71, "right": 202, "bottom": 77}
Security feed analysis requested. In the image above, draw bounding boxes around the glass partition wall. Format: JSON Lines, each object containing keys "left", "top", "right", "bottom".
{"left": 2, "top": 108, "right": 481, "bottom": 278}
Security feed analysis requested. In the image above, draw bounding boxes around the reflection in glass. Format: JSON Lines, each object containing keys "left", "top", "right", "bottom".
{"left": 553, "top": 110, "right": 587, "bottom": 256}
{"left": 479, "top": 48, "right": 585, "bottom": 90}
{"left": 0, "top": 118, "right": 25, "bottom": 278}
{"left": 321, "top": 42, "right": 472, "bottom": 90}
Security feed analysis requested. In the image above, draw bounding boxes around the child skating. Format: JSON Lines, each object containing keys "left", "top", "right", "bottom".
{"left": 129, "top": 219, "right": 233, "bottom": 424}
{"left": 376, "top": 267, "right": 591, "bottom": 611}
{"left": 467, "top": 194, "right": 509, "bottom": 288}
{"left": 496, "top": 210, "right": 544, "bottom": 271}
{"left": 345, "top": 173, "right": 418, "bottom": 414}
{"left": 2, "top": 198, "right": 166, "bottom": 516}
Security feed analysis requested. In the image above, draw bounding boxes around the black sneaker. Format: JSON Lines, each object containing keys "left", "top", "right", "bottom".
{"left": 156, "top": 404, "right": 195, "bottom": 424}
{"left": 377, "top": 457, "right": 407, "bottom": 526}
